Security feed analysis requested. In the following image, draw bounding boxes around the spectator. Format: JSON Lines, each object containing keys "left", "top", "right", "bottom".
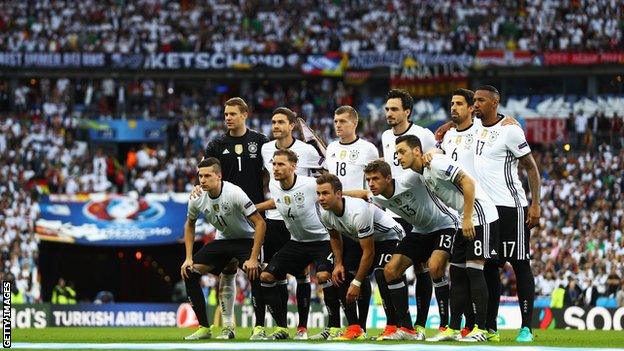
{"left": 51, "top": 278, "right": 77, "bottom": 304}
{"left": 564, "top": 278, "right": 584, "bottom": 306}
{"left": 617, "top": 281, "right": 624, "bottom": 308}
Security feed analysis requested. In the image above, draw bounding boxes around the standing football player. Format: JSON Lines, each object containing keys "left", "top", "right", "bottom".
{"left": 325, "top": 105, "right": 378, "bottom": 332}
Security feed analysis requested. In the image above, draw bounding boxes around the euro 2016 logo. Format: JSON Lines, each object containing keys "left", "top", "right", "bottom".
{"left": 83, "top": 195, "right": 165, "bottom": 223}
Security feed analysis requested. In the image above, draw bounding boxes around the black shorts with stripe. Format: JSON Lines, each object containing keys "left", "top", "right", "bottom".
{"left": 496, "top": 206, "right": 531, "bottom": 261}
{"left": 395, "top": 228, "right": 456, "bottom": 264}
{"left": 264, "top": 240, "right": 333, "bottom": 278}
{"left": 192, "top": 238, "right": 254, "bottom": 274}
{"left": 262, "top": 219, "right": 291, "bottom": 263}
{"left": 343, "top": 238, "right": 399, "bottom": 273}
{"left": 451, "top": 220, "right": 499, "bottom": 263}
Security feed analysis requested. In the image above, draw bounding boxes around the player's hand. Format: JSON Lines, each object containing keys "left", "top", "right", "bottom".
{"left": 332, "top": 264, "right": 345, "bottom": 286}
{"left": 181, "top": 258, "right": 194, "bottom": 279}
{"left": 527, "top": 203, "right": 540, "bottom": 229}
{"left": 501, "top": 116, "right": 520, "bottom": 126}
{"left": 434, "top": 121, "right": 453, "bottom": 142}
{"left": 347, "top": 283, "right": 360, "bottom": 303}
{"left": 190, "top": 185, "right": 202, "bottom": 200}
{"left": 422, "top": 152, "right": 434, "bottom": 167}
{"left": 462, "top": 218, "right": 475, "bottom": 240}
{"left": 243, "top": 258, "right": 260, "bottom": 281}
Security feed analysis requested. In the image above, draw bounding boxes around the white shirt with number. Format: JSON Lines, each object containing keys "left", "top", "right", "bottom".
{"left": 326, "top": 137, "right": 379, "bottom": 190}
{"left": 382, "top": 123, "right": 436, "bottom": 178}
{"left": 187, "top": 181, "right": 257, "bottom": 240}
{"left": 320, "top": 197, "right": 404, "bottom": 243}
{"left": 269, "top": 175, "right": 329, "bottom": 242}
{"left": 371, "top": 172, "right": 458, "bottom": 234}
{"left": 262, "top": 139, "right": 325, "bottom": 220}
{"left": 440, "top": 121, "right": 479, "bottom": 178}
{"left": 381, "top": 123, "right": 436, "bottom": 218}
{"left": 473, "top": 117, "right": 531, "bottom": 207}
{"left": 423, "top": 155, "right": 498, "bottom": 227}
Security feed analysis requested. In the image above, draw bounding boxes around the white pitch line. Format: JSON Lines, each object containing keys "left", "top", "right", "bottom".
{"left": 10, "top": 343, "right": 624, "bottom": 351}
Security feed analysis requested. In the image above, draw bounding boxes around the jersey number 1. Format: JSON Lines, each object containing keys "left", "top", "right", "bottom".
{"left": 237, "top": 156, "right": 242, "bottom": 171}
{"left": 336, "top": 162, "right": 346, "bottom": 176}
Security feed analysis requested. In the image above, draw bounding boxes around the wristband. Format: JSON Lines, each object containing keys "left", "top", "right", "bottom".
{"left": 351, "top": 279, "right": 362, "bottom": 287}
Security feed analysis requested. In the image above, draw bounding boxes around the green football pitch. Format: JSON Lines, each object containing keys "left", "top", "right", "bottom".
{"left": 11, "top": 327, "right": 624, "bottom": 350}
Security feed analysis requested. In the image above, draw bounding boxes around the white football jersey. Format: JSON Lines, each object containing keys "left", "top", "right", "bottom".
{"left": 423, "top": 155, "right": 498, "bottom": 227}
{"left": 320, "top": 197, "right": 404, "bottom": 243}
{"left": 371, "top": 172, "right": 458, "bottom": 234}
{"left": 326, "top": 137, "right": 379, "bottom": 190}
{"left": 473, "top": 117, "right": 530, "bottom": 207}
{"left": 382, "top": 123, "right": 436, "bottom": 178}
{"left": 269, "top": 175, "right": 330, "bottom": 242}
{"left": 262, "top": 139, "right": 325, "bottom": 220}
{"left": 187, "top": 181, "right": 257, "bottom": 240}
{"left": 440, "top": 122, "right": 478, "bottom": 178}
{"left": 381, "top": 123, "right": 436, "bottom": 218}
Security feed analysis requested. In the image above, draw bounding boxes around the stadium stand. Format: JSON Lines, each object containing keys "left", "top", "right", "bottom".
{"left": 0, "top": 0, "right": 621, "bottom": 54}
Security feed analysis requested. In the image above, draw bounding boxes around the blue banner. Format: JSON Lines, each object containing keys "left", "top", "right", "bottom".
{"left": 87, "top": 120, "right": 169, "bottom": 142}
{"left": 35, "top": 193, "right": 209, "bottom": 246}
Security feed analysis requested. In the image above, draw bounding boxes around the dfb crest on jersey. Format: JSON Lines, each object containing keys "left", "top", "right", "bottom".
{"left": 221, "top": 202, "right": 231, "bottom": 214}
{"left": 339, "top": 149, "right": 348, "bottom": 160}
{"left": 488, "top": 131, "right": 499, "bottom": 143}
{"left": 248, "top": 142, "right": 258, "bottom": 153}
{"left": 294, "top": 192, "right": 305, "bottom": 207}
{"left": 465, "top": 134, "right": 474, "bottom": 146}
{"left": 349, "top": 149, "right": 359, "bottom": 161}
{"left": 235, "top": 144, "right": 243, "bottom": 155}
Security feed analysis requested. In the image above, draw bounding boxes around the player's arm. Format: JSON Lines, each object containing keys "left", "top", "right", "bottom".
{"left": 255, "top": 198, "right": 276, "bottom": 212}
{"left": 518, "top": 152, "right": 541, "bottom": 228}
{"left": 328, "top": 229, "right": 345, "bottom": 285}
{"left": 453, "top": 170, "right": 477, "bottom": 240}
{"left": 349, "top": 235, "right": 374, "bottom": 302}
{"left": 181, "top": 217, "right": 197, "bottom": 279}
{"left": 342, "top": 189, "right": 372, "bottom": 201}
{"left": 244, "top": 211, "right": 266, "bottom": 280}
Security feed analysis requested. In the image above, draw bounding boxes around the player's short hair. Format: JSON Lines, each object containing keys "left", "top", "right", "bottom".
{"left": 224, "top": 97, "right": 249, "bottom": 114}
{"left": 363, "top": 159, "right": 392, "bottom": 178}
{"left": 476, "top": 85, "right": 500, "bottom": 101}
{"left": 273, "top": 149, "right": 298, "bottom": 164}
{"left": 316, "top": 173, "right": 343, "bottom": 192}
{"left": 452, "top": 88, "right": 474, "bottom": 106}
{"left": 197, "top": 157, "right": 222, "bottom": 173}
{"left": 334, "top": 105, "right": 359, "bottom": 122}
{"left": 395, "top": 134, "right": 422, "bottom": 151}
{"left": 386, "top": 89, "right": 414, "bottom": 116}
{"left": 272, "top": 106, "right": 297, "bottom": 124}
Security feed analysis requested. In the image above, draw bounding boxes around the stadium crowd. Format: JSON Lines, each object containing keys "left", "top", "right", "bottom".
{"left": 0, "top": 0, "right": 621, "bottom": 55}
{"left": 1, "top": 78, "right": 623, "bottom": 306}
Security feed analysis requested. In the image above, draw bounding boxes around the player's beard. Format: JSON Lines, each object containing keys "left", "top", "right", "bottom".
{"left": 473, "top": 109, "right": 483, "bottom": 119}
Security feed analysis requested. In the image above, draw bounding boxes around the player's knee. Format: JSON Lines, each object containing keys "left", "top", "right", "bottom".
{"left": 192, "top": 264, "right": 210, "bottom": 275}
{"left": 222, "top": 260, "right": 238, "bottom": 274}
{"left": 427, "top": 257, "right": 446, "bottom": 279}
{"left": 260, "top": 271, "right": 275, "bottom": 283}
{"left": 383, "top": 264, "right": 400, "bottom": 282}
{"left": 316, "top": 271, "right": 330, "bottom": 284}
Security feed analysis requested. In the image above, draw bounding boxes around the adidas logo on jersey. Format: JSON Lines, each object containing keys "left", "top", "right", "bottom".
{"left": 491, "top": 249, "right": 497, "bottom": 255}
{"left": 222, "top": 149, "right": 230, "bottom": 154}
